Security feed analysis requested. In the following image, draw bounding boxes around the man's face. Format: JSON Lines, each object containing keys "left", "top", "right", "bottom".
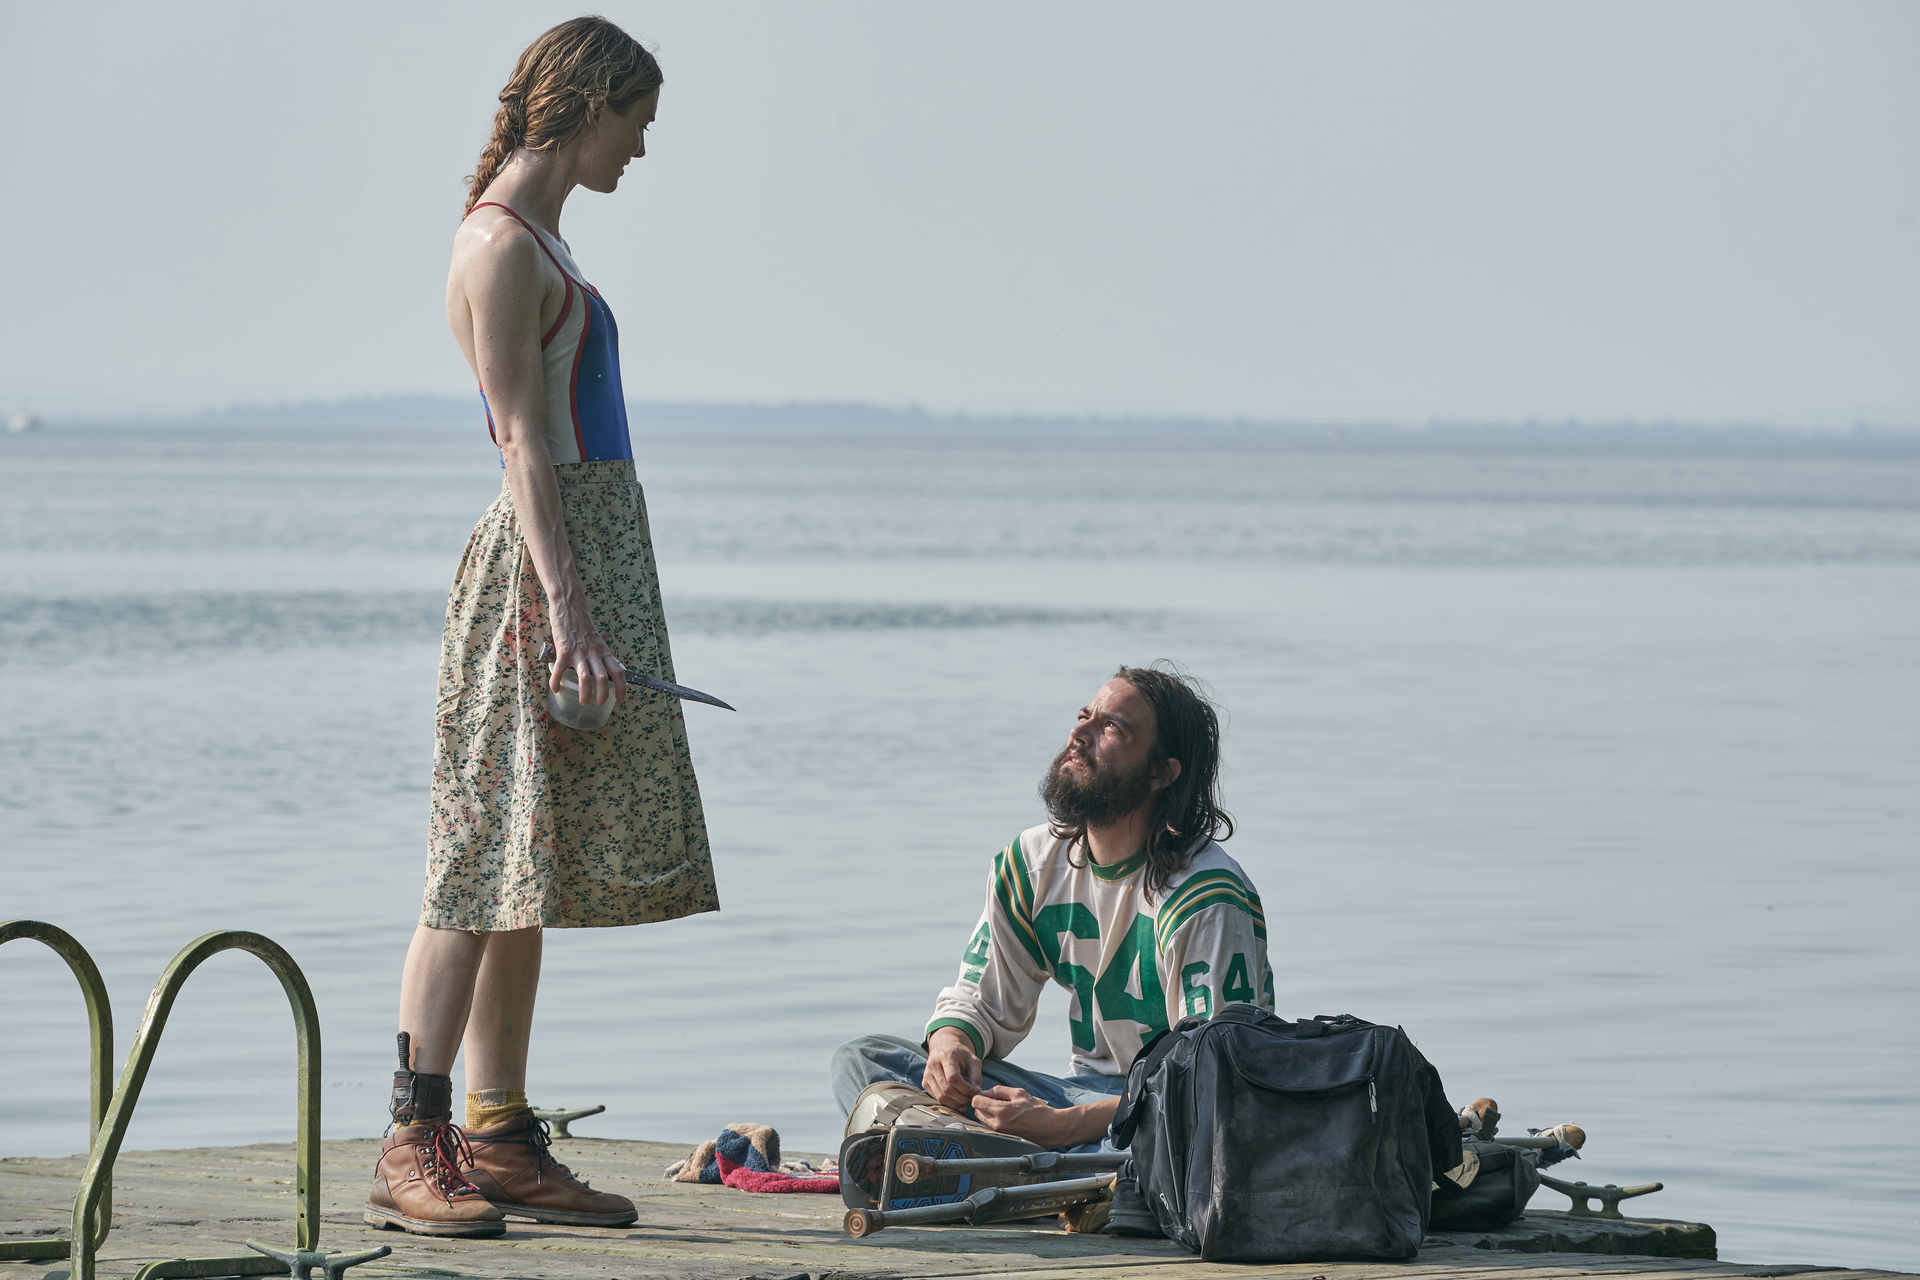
{"left": 1041, "top": 679, "right": 1160, "bottom": 828}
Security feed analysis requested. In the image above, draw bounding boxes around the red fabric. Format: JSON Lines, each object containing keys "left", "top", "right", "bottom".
{"left": 714, "top": 1150, "right": 841, "bottom": 1194}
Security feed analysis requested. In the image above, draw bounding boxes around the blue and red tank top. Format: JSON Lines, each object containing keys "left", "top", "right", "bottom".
{"left": 466, "top": 201, "right": 632, "bottom": 465}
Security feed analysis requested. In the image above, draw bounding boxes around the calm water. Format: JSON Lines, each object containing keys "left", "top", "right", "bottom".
{"left": 2, "top": 421, "right": 1916, "bottom": 1269}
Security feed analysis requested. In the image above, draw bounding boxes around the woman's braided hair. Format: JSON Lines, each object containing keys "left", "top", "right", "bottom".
{"left": 466, "top": 16, "right": 663, "bottom": 214}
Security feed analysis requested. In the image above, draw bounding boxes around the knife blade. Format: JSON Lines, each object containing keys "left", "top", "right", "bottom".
{"left": 623, "top": 671, "right": 736, "bottom": 711}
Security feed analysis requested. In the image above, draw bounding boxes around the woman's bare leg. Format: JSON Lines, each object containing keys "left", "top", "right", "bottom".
{"left": 392, "top": 930, "right": 624, "bottom": 1225}
{"left": 465, "top": 927, "right": 543, "bottom": 1091}
{"left": 449, "top": 926, "right": 628, "bottom": 1225}
{"left": 396, "top": 924, "right": 542, "bottom": 1082}
{"left": 396, "top": 924, "right": 489, "bottom": 1074}
{"left": 369, "top": 926, "right": 509, "bottom": 1237}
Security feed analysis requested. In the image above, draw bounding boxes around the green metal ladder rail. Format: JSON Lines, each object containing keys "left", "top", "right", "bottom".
{"left": 0, "top": 920, "right": 115, "bottom": 1264}
{"left": 68, "top": 930, "right": 322, "bottom": 1280}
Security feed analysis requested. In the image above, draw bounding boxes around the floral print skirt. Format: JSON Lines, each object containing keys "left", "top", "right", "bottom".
{"left": 421, "top": 460, "right": 720, "bottom": 932}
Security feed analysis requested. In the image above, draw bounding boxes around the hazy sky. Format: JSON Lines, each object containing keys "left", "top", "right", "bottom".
{"left": 3, "top": 1, "right": 1916, "bottom": 422}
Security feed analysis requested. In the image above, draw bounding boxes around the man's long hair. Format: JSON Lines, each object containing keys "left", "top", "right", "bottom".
{"left": 1051, "top": 661, "right": 1234, "bottom": 898}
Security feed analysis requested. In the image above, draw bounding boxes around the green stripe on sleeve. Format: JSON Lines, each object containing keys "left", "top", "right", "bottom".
{"left": 1007, "top": 834, "right": 1036, "bottom": 912}
{"left": 994, "top": 839, "right": 1048, "bottom": 970}
{"left": 925, "top": 1017, "right": 987, "bottom": 1059}
{"left": 1156, "top": 869, "right": 1267, "bottom": 951}
{"left": 1158, "top": 869, "right": 1263, "bottom": 924}
{"left": 1158, "top": 889, "right": 1265, "bottom": 952}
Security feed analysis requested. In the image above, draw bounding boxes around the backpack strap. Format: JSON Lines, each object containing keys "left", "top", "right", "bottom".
{"left": 1109, "top": 1015, "right": 1206, "bottom": 1147}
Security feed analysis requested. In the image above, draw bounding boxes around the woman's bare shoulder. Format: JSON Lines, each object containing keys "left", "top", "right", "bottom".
{"left": 450, "top": 206, "right": 548, "bottom": 293}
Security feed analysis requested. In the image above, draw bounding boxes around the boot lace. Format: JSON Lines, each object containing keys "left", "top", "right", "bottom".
{"left": 417, "top": 1121, "right": 484, "bottom": 1201}
{"left": 526, "top": 1114, "right": 591, "bottom": 1187}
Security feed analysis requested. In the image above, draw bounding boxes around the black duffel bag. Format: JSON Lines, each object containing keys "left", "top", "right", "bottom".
{"left": 1110, "top": 1006, "right": 1462, "bottom": 1262}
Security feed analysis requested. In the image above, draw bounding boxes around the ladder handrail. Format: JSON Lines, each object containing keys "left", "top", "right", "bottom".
{"left": 0, "top": 919, "right": 114, "bottom": 1260}
{"left": 68, "top": 930, "right": 321, "bottom": 1280}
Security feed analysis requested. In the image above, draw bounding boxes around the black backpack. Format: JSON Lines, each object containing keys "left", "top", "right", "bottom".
{"left": 1110, "top": 1006, "right": 1462, "bottom": 1262}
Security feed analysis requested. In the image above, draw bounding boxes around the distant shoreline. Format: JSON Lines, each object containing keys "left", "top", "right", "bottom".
{"left": 11, "top": 395, "right": 1919, "bottom": 456}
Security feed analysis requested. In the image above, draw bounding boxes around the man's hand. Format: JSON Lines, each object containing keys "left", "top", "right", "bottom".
{"left": 921, "top": 1026, "right": 983, "bottom": 1108}
{"left": 971, "top": 1086, "right": 1118, "bottom": 1148}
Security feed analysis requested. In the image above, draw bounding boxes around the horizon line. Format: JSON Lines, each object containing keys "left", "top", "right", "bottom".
{"left": 8, "top": 391, "right": 1919, "bottom": 435}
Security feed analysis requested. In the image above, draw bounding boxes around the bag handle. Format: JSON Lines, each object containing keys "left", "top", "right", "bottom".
{"left": 1210, "top": 1001, "right": 1273, "bottom": 1027}
{"left": 1108, "top": 1015, "right": 1205, "bottom": 1147}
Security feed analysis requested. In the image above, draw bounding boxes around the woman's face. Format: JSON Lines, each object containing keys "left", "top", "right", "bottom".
{"left": 578, "top": 86, "right": 659, "bottom": 194}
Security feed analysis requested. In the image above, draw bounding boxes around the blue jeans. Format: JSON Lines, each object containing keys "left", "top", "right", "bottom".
{"left": 830, "top": 1033, "right": 1127, "bottom": 1153}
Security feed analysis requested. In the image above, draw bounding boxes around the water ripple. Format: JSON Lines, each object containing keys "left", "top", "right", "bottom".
{"left": 0, "top": 592, "right": 1157, "bottom": 661}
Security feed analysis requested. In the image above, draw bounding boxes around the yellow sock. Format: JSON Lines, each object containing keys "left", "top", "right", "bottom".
{"left": 466, "top": 1088, "right": 529, "bottom": 1130}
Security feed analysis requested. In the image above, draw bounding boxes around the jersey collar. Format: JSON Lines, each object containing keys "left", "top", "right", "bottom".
{"left": 1086, "top": 842, "right": 1150, "bottom": 881}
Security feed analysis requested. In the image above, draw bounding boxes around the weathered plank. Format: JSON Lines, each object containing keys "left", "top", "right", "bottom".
{"left": 1430, "top": 1212, "right": 1716, "bottom": 1260}
{"left": 0, "top": 1138, "right": 1896, "bottom": 1280}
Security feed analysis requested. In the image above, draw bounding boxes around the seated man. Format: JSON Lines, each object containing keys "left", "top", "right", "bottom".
{"left": 832, "top": 662, "right": 1273, "bottom": 1151}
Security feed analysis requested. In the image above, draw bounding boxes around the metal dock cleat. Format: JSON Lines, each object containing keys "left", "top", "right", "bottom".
{"left": 533, "top": 1104, "right": 607, "bottom": 1138}
{"left": 1539, "top": 1171, "right": 1664, "bottom": 1219}
{"left": 244, "top": 1240, "right": 392, "bottom": 1280}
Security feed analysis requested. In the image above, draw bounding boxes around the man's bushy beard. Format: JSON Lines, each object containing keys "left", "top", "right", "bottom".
{"left": 1041, "top": 745, "right": 1156, "bottom": 830}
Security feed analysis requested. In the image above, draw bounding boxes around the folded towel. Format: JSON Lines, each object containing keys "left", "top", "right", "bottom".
{"left": 670, "top": 1140, "right": 716, "bottom": 1184}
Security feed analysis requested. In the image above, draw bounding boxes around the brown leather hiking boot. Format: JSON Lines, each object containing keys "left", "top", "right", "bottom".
{"left": 364, "top": 1121, "right": 506, "bottom": 1237}
{"left": 363, "top": 1032, "right": 504, "bottom": 1237}
{"left": 461, "top": 1110, "right": 638, "bottom": 1227}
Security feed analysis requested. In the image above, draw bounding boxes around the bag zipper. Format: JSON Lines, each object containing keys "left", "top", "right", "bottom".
{"left": 1232, "top": 1069, "right": 1378, "bottom": 1104}
{"left": 1218, "top": 1030, "right": 1382, "bottom": 1108}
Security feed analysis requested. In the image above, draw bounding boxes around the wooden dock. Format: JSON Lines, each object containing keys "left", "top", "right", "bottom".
{"left": 1, "top": 1136, "right": 1898, "bottom": 1280}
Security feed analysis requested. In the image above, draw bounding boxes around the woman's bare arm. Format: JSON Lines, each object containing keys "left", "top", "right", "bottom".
{"left": 453, "top": 223, "right": 628, "bottom": 709}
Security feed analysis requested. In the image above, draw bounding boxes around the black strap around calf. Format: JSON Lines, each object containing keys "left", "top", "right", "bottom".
{"left": 390, "top": 1031, "right": 454, "bottom": 1127}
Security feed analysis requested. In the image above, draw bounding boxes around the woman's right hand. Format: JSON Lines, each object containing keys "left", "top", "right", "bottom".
{"left": 549, "top": 616, "right": 629, "bottom": 709}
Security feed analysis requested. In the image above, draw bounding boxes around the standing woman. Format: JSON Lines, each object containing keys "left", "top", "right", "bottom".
{"left": 365, "top": 18, "right": 719, "bottom": 1238}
